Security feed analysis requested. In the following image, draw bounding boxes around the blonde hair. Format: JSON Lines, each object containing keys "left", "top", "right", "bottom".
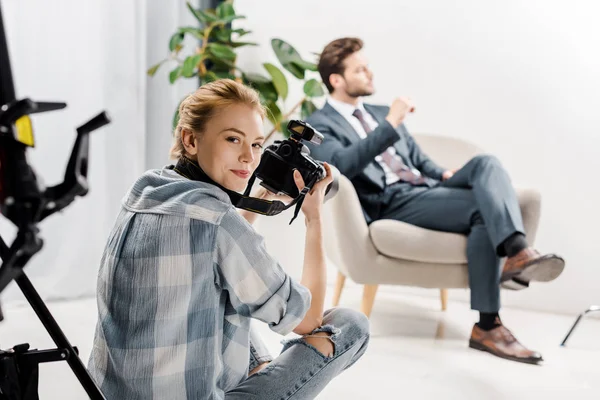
{"left": 170, "top": 79, "right": 266, "bottom": 159}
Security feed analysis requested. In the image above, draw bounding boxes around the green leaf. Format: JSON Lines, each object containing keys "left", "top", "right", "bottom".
{"left": 186, "top": 2, "right": 218, "bottom": 24}
{"left": 243, "top": 73, "right": 270, "bottom": 84}
{"left": 229, "top": 41, "right": 258, "bottom": 48}
{"left": 280, "top": 119, "right": 291, "bottom": 137}
{"left": 216, "top": 1, "right": 235, "bottom": 19}
{"left": 147, "top": 60, "right": 166, "bottom": 76}
{"left": 214, "top": 71, "right": 236, "bottom": 80}
{"left": 246, "top": 79, "right": 278, "bottom": 103}
{"left": 182, "top": 54, "right": 203, "bottom": 78}
{"left": 301, "top": 100, "right": 318, "bottom": 119}
{"left": 219, "top": 15, "right": 246, "bottom": 24}
{"left": 292, "top": 59, "right": 318, "bottom": 72}
{"left": 207, "top": 43, "right": 236, "bottom": 60}
{"left": 265, "top": 101, "right": 282, "bottom": 127}
{"left": 232, "top": 28, "right": 252, "bottom": 37}
{"left": 178, "top": 26, "right": 204, "bottom": 40}
{"left": 203, "top": 71, "right": 219, "bottom": 83}
{"left": 172, "top": 107, "right": 180, "bottom": 130}
{"left": 169, "top": 66, "right": 183, "bottom": 84}
{"left": 271, "top": 38, "right": 305, "bottom": 79}
{"left": 303, "top": 79, "right": 325, "bottom": 97}
{"left": 263, "top": 63, "right": 288, "bottom": 100}
{"left": 169, "top": 32, "right": 185, "bottom": 52}
{"left": 212, "top": 27, "right": 232, "bottom": 43}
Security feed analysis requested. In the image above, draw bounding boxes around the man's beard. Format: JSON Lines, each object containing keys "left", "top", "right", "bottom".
{"left": 346, "top": 85, "right": 374, "bottom": 98}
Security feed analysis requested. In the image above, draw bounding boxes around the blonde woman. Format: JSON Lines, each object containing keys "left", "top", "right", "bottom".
{"left": 88, "top": 79, "right": 369, "bottom": 399}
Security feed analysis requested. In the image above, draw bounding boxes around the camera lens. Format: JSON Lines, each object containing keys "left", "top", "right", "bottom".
{"left": 280, "top": 144, "right": 293, "bottom": 157}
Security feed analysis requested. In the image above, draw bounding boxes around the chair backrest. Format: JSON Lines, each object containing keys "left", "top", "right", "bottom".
{"left": 323, "top": 133, "right": 484, "bottom": 278}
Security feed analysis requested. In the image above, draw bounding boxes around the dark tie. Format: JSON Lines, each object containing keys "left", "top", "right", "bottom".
{"left": 352, "top": 109, "right": 426, "bottom": 185}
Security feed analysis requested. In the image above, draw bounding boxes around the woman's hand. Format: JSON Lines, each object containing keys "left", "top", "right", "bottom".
{"left": 293, "top": 162, "right": 334, "bottom": 223}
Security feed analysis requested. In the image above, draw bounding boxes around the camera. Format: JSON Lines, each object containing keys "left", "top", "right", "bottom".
{"left": 254, "top": 120, "right": 338, "bottom": 199}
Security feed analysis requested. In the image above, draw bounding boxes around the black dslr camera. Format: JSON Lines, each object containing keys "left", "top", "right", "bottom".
{"left": 254, "top": 120, "right": 338, "bottom": 199}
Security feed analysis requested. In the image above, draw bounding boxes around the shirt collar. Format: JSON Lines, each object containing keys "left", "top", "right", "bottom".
{"left": 327, "top": 96, "right": 367, "bottom": 119}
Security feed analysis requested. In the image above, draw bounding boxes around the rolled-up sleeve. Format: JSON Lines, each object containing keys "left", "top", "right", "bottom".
{"left": 213, "top": 209, "right": 311, "bottom": 335}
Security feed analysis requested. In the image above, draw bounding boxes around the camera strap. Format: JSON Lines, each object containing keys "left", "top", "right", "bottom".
{"left": 170, "top": 158, "right": 314, "bottom": 224}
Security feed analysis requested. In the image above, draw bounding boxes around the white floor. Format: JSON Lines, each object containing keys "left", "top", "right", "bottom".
{"left": 1, "top": 286, "right": 599, "bottom": 400}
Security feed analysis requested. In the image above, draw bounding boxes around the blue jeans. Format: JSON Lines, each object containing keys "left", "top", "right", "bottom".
{"left": 226, "top": 308, "right": 370, "bottom": 399}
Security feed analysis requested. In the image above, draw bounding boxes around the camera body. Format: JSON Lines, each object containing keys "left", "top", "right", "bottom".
{"left": 254, "top": 120, "right": 328, "bottom": 198}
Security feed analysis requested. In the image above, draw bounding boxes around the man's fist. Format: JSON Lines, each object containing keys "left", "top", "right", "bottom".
{"left": 386, "top": 97, "right": 415, "bottom": 128}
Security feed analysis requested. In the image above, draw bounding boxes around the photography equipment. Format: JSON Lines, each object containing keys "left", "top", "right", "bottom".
{"left": 0, "top": 2, "right": 108, "bottom": 398}
{"left": 172, "top": 120, "right": 338, "bottom": 225}
{"left": 253, "top": 120, "right": 337, "bottom": 200}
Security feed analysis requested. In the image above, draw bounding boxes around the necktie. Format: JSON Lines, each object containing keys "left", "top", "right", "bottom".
{"left": 352, "top": 109, "right": 426, "bottom": 185}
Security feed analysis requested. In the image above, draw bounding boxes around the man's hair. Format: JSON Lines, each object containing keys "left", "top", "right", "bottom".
{"left": 171, "top": 79, "right": 265, "bottom": 159}
{"left": 318, "top": 37, "right": 364, "bottom": 93}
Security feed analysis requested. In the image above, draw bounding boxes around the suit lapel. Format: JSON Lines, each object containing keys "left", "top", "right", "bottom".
{"left": 321, "top": 102, "right": 362, "bottom": 143}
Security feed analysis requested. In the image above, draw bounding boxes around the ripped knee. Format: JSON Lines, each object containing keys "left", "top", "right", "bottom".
{"left": 302, "top": 331, "right": 335, "bottom": 357}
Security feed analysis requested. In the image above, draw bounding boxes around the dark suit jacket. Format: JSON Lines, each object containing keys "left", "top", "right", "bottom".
{"left": 305, "top": 102, "right": 446, "bottom": 223}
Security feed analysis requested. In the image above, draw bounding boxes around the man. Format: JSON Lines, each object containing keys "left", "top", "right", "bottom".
{"left": 305, "top": 37, "right": 565, "bottom": 364}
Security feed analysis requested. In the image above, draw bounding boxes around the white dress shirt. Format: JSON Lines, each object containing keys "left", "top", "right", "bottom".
{"left": 327, "top": 97, "right": 402, "bottom": 185}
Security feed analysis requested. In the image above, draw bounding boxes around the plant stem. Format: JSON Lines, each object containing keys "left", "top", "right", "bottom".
{"left": 264, "top": 97, "right": 306, "bottom": 142}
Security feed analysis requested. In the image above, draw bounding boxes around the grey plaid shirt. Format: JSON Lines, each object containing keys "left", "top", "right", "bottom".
{"left": 88, "top": 168, "right": 311, "bottom": 399}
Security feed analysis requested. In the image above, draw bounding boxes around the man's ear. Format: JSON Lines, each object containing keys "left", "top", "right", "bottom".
{"left": 181, "top": 128, "right": 198, "bottom": 156}
{"left": 329, "top": 73, "right": 344, "bottom": 92}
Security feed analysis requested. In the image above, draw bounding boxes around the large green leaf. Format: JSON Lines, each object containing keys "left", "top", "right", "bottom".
{"left": 219, "top": 15, "right": 246, "bottom": 24}
{"left": 182, "top": 54, "right": 203, "bottom": 78}
{"left": 301, "top": 100, "right": 317, "bottom": 119}
{"left": 271, "top": 38, "right": 305, "bottom": 79}
{"left": 169, "top": 32, "right": 185, "bottom": 52}
{"left": 303, "top": 79, "right": 325, "bottom": 97}
{"left": 169, "top": 66, "right": 183, "bottom": 84}
{"left": 147, "top": 60, "right": 166, "bottom": 76}
{"left": 252, "top": 81, "right": 278, "bottom": 103}
{"left": 178, "top": 26, "right": 204, "bottom": 40}
{"left": 265, "top": 101, "right": 282, "bottom": 127}
{"left": 263, "top": 63, "right": 288, "bottom": 100}
{"left": 216, "top": 1, "right": 235, "bottom": 19}
{"left": 243, "top": 73, "right": 270, "bottom": 84}
{"left": 292, "top": 59, "right": 318, "bottom": 72}
{"left": 207, "top": 43, "right": 236, "bottom": 60}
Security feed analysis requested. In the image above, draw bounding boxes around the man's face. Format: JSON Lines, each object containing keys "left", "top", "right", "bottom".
{"left": 333, "top": 50, "right": 375, "bottom": 97}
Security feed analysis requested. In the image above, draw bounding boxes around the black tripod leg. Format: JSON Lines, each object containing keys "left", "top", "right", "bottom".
{"left": 15, "top": 273, "right": 106, "bottom": 399}
{"left": 560, "top": 305, "right": 600, "bottom": 347}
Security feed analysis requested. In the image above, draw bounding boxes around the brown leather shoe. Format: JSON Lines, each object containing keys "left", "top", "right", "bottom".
{"left": 501, "top": 247, "right": 565, "bottom": 283}
{"left": 469, "top": 320, "right": 543, "bottom": 365}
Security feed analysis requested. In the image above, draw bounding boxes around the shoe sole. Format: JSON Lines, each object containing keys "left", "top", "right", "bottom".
{"left": 469, "top": 339, "right": 543, "bottom": 365}
{"left": 501, "top": 277, "right": 530, "bottom": 291}
{"left": 501, "top": 255, "right": 565, "bottom": 283}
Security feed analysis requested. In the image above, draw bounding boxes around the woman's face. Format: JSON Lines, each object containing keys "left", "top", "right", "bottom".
{"left": 185, "top": 104, "right": 265, "bottom": 192}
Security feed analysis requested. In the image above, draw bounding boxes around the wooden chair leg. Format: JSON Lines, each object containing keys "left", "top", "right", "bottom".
{"left": 332, "top": 272, "right": 346, "bottom": 307}
{"left": 440, "top": 288, "right": 448, "bottom": 311}
{"left": 360, "top": 284, "right": 379, "bottom": 318}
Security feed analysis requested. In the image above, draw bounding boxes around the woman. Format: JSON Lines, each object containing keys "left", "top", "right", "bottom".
{"left": 88, "top": 79, "right": 369, "bottom": 399}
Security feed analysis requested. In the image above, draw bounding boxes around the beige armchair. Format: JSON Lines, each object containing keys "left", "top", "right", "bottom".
{"left": 323, "top": 133, "right": 542, "bottom": 317}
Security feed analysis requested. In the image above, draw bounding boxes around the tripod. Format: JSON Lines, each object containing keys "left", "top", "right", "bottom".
{"left": 0, "top": 2, "right": 107, "bottom": 398}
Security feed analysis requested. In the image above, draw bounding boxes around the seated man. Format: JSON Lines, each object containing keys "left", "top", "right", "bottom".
{"left": 306, "top": 37, "right": 565, "bottom": 364}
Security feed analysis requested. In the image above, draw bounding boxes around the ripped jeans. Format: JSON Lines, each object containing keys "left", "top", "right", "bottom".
{"left": 226, "top": 308, "right": 370, "bottom": 399}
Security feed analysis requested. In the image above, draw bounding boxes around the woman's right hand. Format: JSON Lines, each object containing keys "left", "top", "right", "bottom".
{"left": 293, "top": 162, "right": 334, "bottom": 223}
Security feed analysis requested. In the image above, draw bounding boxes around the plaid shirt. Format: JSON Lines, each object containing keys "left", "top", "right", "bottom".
{"left": 88, "top": 168, "right": 311, "bottom": 399}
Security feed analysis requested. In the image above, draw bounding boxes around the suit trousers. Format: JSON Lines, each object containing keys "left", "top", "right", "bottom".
{"left": 380, "top": 154, "right": 525, "bottom": 312}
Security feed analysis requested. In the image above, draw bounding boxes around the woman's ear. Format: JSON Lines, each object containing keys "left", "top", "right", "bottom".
{"left": 181, "top": 128, "right": 198, "bottom": 156}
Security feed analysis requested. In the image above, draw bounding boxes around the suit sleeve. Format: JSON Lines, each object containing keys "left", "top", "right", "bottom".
{"left": 403, "top": 125, "right": 446, "bottom": 179}
{"left": 307, "top": 116, "right": 400, "bottom": 180}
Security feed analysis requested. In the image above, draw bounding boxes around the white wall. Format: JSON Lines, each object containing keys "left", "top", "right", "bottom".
{"left": 0, "top": 0, "right": 147, "bottom": 304}
{"left": 235, "top": 0, "right": 600, "bottom": 315}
